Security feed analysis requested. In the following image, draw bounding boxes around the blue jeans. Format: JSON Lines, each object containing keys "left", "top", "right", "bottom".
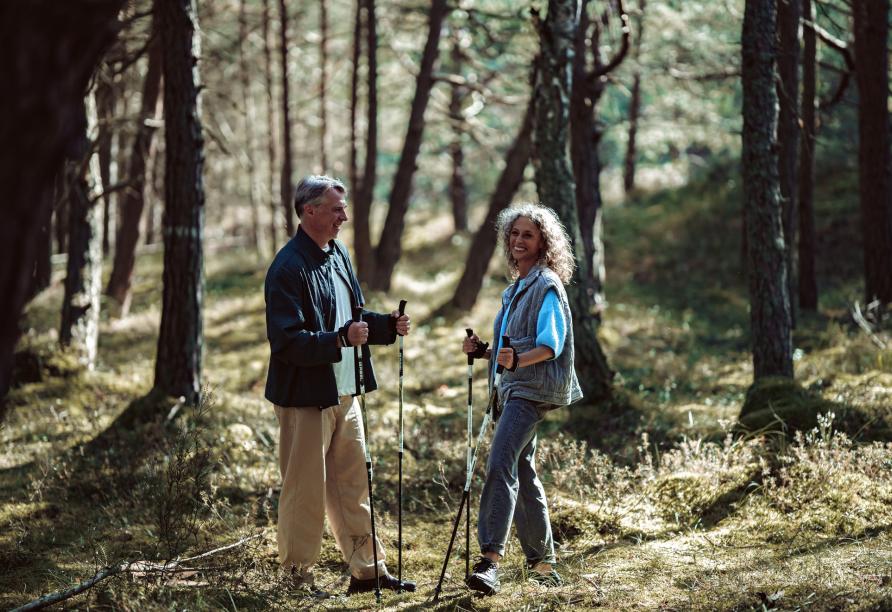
{"left": 477, "top": 397, "right": 556, "bottom": 565}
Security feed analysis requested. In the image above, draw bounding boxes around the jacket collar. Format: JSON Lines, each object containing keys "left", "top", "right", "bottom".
{"left": 292, "top": 225, "right": 336, "bottom": 264}
{"left": 505, "top": 263, "right": 546, "bottom": 298}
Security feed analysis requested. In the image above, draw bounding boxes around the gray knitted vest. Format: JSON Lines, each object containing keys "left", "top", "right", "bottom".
{"left": 491, "top": 265, "right": 583, "bottom": 407}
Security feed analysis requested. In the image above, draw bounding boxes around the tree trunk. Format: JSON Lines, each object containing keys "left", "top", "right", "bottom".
{"left": 354, "top": 0, "right": 378, "bottom": 281}
{"left": 741, "top": 0, "right": 793, "bottom": 380}
{"left": 239, "top": 0, "right": 263, "bottom": 256}
{"left": 449, "top": 33, "right": 468, "bottom": 233}
{"left": 534, "top": 0, "right": 614, "bottom": 403}
{"left": 349, "top": 0, "right": 361, "bottom": 200}
{"left": 571, "top": 3, "right": 607, "bottom": 312}
{"left": 155, "top": 0, "right": 205, "bottom": 404}
{"left": 0, "top": 0, "right": 122, "bottom": 407}
{"left": 623, "top": 0, "right": 646, "bottom": 194}
{"left": 798, "top": 0, "right": 818, "bottom": 311}
{"left": 854, "top": 0, "right": 892, "bottom": 305}
{"left": 370, "top": 0, "right": 449, "bottom": 291}
{"left": 95, "top": 63, "right": 117, "bottom": 257}
{"left": 146, "top": 137, "right": 163, "bottom": 245}
{"left": 777, "top": 0, "right": 800, "bottom": 327}
{"left": 445, "top": 97, "right": 534, "bottom": 313}
{"left": 106, "top": 33, "right": 163, "bottom": 314}
{"left": 60, "top": 94, "right": 104, "bottom": 371}
{"left": 29, "top": 189, "right": 54, "bottom": 300}
{"left": 278, "top": 0, "right": 295, "bottom": 236}
{"left": 319, "top": 0, "right": 329, "bottom": 173}
{"left": 262, "top": 0, "right": 278, "bottom": 251}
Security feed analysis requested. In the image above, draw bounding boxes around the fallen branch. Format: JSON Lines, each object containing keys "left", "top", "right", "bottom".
{"left": 852, "top": 301, "right": 887, "bottom": 349}
{"left": 12, "top": 534, "right": 263, "bottom": 612}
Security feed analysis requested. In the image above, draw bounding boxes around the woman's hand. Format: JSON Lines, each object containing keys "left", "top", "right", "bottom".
{"left": 496, "top": 347, "right": 517, "bottom": 370}
{"left": 463, "top": 334, "right": 480, "bottom": 355}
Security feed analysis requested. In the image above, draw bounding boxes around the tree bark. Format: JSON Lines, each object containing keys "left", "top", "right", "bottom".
{"left": 349, "top": 0, "right": 361, "bottom": 200}
{"left": 262, "top": 0, "right": 278, "bottom": 251}
{"left": 95, "top": 62, "right": 118, "bottom": 257}
{"left": 741, "top": 0, "right": 793, "bottom": 380}
{"left": 60, "top": 94, "right": 104, "bottom": 371}
{"left": 449, "top": 33, "right": 469, "bottom": 233}
{"left": 29, "top": 190, "right": 54, "bottom": 300}
{"left": 777, "top": 0, "right": 800, "bottom": 327}
{"left": 534, "top": 0, "right": 614, "bottom": 403}
{"left": 798, "top": 0, "right": 818, "bottom": 311}
{"left": 854, "top": 0, "right": 892, "bottom": 305}
{"left": 370, "top": 0, "right": 449, "bottom": 291}
{"left": 354, "top": 0, "right": 378, "bottom": 281}
{"left": 319, "top": 0, "right": 329, "bottom": 173}
{"left": 106, "top": 32, "right": 162, "bottom": 313}
{"left": 155, "top": 0, "right": 205, "bottom": 404}
{"left": 239, "top": 0, "right": 263, "bottom": 255}
{"left": 0, "top": 0, "right": 122, "bottom": 407}
{"left": 623, "top": 0, "right": 645, "bottom": 194}
{"left": 445, "top": 97, "right": 534, "bottom": 313}
{"left": 278, "top": 0, "right": 295, "bottom": 236}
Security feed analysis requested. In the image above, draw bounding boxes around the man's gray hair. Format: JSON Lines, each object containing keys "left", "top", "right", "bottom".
{"left": 293, "top": 175, "right": 347, "bottom": 217}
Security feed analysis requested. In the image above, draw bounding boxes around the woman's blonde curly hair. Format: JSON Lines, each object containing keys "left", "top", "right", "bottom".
{"left": 496, "top": 203, "right": 576, "bottom": 285}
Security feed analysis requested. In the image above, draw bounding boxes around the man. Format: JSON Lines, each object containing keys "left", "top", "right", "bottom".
{"left": 264, "top": 175, "right": 415, "bottom": 596}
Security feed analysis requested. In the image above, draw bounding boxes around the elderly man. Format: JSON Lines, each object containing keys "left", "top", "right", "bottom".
{"left": 264, "top": 175, "right": 415, "bottom": 596}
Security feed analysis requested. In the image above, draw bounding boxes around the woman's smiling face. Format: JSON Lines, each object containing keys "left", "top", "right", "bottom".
{"left": 509, "top": 216, "right": 544, "bottom": 270}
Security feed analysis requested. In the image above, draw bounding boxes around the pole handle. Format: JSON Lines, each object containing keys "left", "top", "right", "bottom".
{"left": 398, "top": 299, "right": 407, "bottom": 316}
{"left": 466, "top": 328, "right": 474, "bottom": 365}
{"left": 352, "top": 305, "right": 362, "bottom": 323}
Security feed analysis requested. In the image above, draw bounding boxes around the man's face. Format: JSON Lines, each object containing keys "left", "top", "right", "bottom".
{"left": 306, "top": 188, "right": 348, "bottom": 243}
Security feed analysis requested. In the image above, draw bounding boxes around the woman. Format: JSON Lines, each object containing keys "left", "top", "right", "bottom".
{"left": 462, "top": 203, "right": 583, "bottom": 595}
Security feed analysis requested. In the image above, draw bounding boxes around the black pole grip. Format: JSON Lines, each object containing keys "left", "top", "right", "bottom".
{"left": 398, "top": 300, "right": 407, "bottom": 316}
{"left": 495, "top": 336, "right": 511, "bottom": 374}
{"left": 352, "top": 305, "right": 362, "bottom": 323}
{"left": 466, "top": 328, "right": 474, "bottom": 365}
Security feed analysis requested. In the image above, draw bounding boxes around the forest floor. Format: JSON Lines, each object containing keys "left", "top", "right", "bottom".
{"left": 3, "top": 163, "right": 892, "bottom": 610}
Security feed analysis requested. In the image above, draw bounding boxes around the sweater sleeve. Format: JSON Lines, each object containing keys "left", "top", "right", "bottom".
{"left": 535, "top": 288, "right": 566, "bottom": 359}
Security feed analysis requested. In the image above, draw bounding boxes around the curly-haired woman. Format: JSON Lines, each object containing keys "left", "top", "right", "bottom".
{"left": 462, "top": 203, "right": 583, "bottom": 595}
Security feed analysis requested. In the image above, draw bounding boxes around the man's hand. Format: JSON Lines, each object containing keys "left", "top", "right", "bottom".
{"left": 392, "top": 311, "right": 411, "bottom": 336}
{"left": 347, "top": 321, "right": 369, "bottom": 345}
{"left": 496, "top": 347, "right": 518, "bottom": 371}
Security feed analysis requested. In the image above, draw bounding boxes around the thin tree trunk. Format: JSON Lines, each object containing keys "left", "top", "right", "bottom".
{"left": 145, "top": 137, "right": 163, "bottom": 245}
{"left": 319, "top": 0, "right": 329, "bottom": 173}
{"left": 349, "top": 0, "right": 361, "bottom": 199}
{"left": 155, "top": 0, "right": 205, "bottom": 404}
{"left": 240, "top": 0, "right": 263, "bottom": 255}
{"left": 262, "top": 0, "right": 278, "bottom": 251}
{"left": 95, "top": 64, "right": 117, "bottom": 257}
{"left": 445, "top": 98, "right": 534, "bottom": 313}
{"left": 798, "top": 0, "right": 818, "bottom": 311}
{"left": 60, "top": 93, "right": 104, "bottom": 371}
{"left": 449, "top": 33, "right": 468, "bottom": 233}
{"left": 106, "top": 33, "right": 163, "bottom": 314}
{"left": 29, "top": 189, "right": 54, "bottom": 300}
{"left": 278, "top": 0, "right": 295, "bottom": 236}
{"left": 534, "top": 0, "right": 614, "bottom": 403}
{"left": 371, "top": 0, "right": 449, "bottom": 291}
{"left": 0, "top": 0, "right": 122, "bottom": 408}
{"left": 854, "top": 0, "right": 892, "bottom": 305}
{"left": 623, "top": 0, "right": 645, "bottom": 194}
{"left": 777, "top": 0, "right": 800, "bottom": 327}
{"left": 354, "top": 0, "right": 377, "bottom": 281}
{"left": 741, "top": 0, "right": 793, "bottom": 380}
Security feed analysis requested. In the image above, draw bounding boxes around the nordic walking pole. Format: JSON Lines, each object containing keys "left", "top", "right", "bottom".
{"left": 464, "top": 328, "right": 474, "bottom": 579}
{"left": 397, "top": 299, "right": 407, "bottom": 593}
{"left": 432, "top": 336, "right": 511, "bottom": 602}
{"left": 354, "top": 305, "right": 381, "bottom": 603}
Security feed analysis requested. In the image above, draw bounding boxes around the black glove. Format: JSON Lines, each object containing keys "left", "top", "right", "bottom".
{"left": 506, "top": 346, "right": 519, "bottom": 371}
{"left": 470, "top": 340, "right": 489, "bottom": 359}
{"left": 338, "top": 321, "right": 354, "bottom": 347}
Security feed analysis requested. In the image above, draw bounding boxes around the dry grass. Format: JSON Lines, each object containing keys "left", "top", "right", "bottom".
{"left": 3, "top": 167, "right": 892, "bottom": 610}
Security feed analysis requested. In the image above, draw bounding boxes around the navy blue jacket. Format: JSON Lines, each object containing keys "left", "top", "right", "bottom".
{"left": 264, "top": 226, "right": 396, "bottom": 408}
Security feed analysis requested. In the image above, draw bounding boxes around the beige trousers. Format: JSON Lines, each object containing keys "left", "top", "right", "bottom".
{"left": 275, "top": 396, "right": 387, "bottom": 580}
